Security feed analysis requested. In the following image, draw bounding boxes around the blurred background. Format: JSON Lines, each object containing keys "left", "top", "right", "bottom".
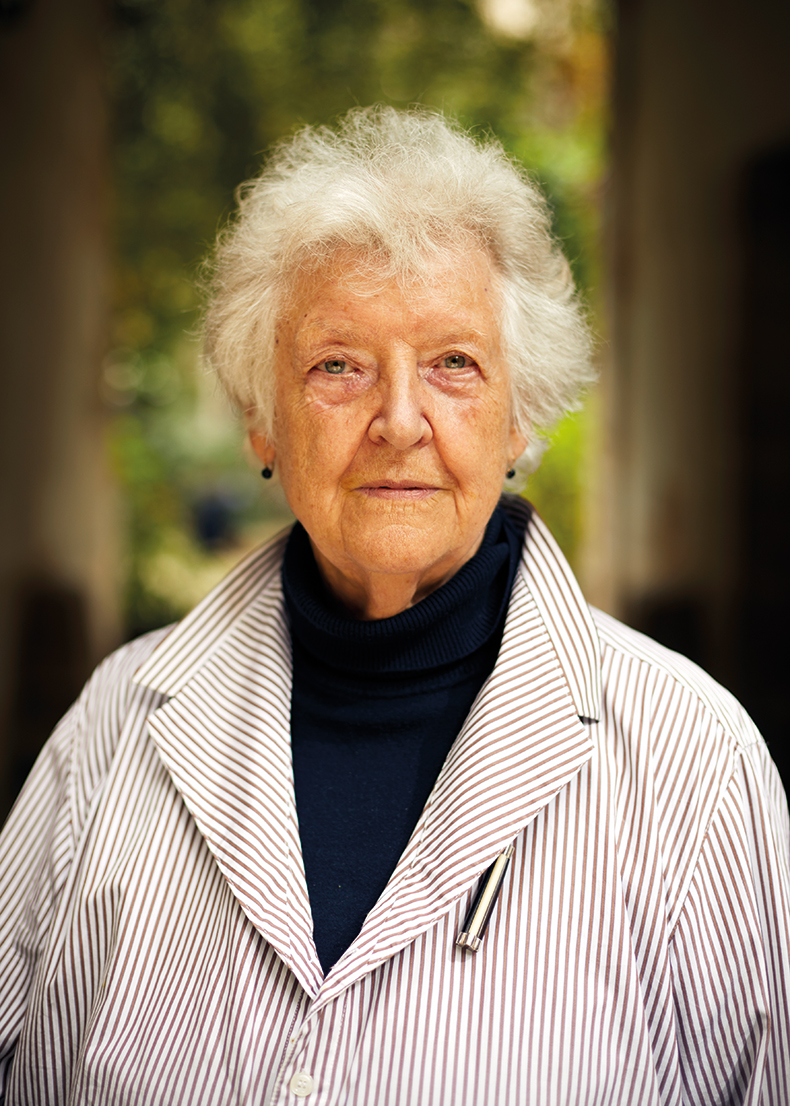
{"left": 1, "top": 0, "right": 789, "bottom": 820}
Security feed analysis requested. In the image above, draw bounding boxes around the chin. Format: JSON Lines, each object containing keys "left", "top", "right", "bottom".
{"left": 349, "top": 527, "right": 462, "bottom": 578}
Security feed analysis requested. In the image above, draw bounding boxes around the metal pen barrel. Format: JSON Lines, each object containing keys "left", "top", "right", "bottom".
{"left": 456, "top": 844, "right": 515, "bottom": 952}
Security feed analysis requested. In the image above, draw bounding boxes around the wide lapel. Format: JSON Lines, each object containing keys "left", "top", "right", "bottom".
{"left": 133, "top": 531, "right": 324, "bottom": 997}
{"left": 132, "top": 502, "right": 601, "bottom": 1005}
{"left": 316, "top": 503, "right": 601, "bottom": 1006}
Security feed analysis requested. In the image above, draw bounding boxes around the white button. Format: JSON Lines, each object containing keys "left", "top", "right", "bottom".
{"left": 289, "top": 1072, "right": 315, "bottom": 1097}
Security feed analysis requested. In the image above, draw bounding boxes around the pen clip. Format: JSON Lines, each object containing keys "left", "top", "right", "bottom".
{"left": 456, "top": 843, "right": 515, "bottom": 953}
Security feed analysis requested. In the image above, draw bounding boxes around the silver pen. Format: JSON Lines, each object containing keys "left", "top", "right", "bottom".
{"left": 456, "top": 844, "right": 515, "bottom": 952}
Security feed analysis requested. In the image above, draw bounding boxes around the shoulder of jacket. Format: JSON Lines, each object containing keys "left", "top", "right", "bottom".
{"left": 82, "top": 626, "right": 176, "bottom": 712}
{"left": 589, "top": 605, "right": 760, "bottom": 756}
{"left": 65, "top": 628, "right": 174, "bottom": 818}
{"left": 588, "top": 608, "right": 779, "bottom": 932}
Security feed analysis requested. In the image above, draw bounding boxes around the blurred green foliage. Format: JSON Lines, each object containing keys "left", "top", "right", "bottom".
{"left": 108, "top": 0, "right": 609, "bottom": 633}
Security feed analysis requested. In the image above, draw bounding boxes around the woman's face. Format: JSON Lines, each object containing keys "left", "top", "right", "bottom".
{"left": 251, "top": 247, "right": 528, "bottom": 617}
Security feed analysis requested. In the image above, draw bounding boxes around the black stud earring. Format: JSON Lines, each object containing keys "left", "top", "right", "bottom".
{"left": 261, "top": 466, "right": 273, "bottom": 480}
{"left": 506, "top": 467, "right": 516, "bottom": 480}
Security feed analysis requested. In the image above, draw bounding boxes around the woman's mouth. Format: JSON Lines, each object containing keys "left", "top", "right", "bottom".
{"left": 357, "top": 482, "right": 438, "bottom": 500}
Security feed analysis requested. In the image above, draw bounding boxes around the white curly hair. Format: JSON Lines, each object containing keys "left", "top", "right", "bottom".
{"left": 202, "top": 105, "right": 595, "bottom": 475}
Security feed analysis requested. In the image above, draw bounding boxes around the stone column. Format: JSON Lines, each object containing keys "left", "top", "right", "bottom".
{"left": 0, "top": 0, "right": 121, "bottom": 819}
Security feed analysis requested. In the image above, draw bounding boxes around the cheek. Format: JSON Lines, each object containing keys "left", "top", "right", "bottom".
{"left": 440, "top": 402, "right": 512, "bottom": 472}
{"left": 276, "top": 410, "right": 359, "bottom": 507}
{"left": 302, "top": 412, "right": 362, "bottom": 475}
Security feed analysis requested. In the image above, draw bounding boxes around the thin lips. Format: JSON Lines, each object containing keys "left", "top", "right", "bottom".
{"left": 358, "top": 480, "right": 438, "bottom": 490}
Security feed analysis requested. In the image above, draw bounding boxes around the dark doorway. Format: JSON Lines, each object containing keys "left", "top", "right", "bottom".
{"left": 737, "top": 140, "right": 790, "bottom": 788}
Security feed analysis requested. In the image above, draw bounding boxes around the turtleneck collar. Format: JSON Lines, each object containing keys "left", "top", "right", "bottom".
{"left": 282, "top": 505, "right": 524, "bottom": 675}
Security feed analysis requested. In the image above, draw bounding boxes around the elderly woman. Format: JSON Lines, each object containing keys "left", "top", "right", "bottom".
{"left": 1, "top": 108, "right": 788, "bottom": 1105}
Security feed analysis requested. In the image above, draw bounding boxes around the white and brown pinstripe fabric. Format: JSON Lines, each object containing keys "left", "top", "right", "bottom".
{"left": 1, "top": 500, "right": 789, "bottom": 1105}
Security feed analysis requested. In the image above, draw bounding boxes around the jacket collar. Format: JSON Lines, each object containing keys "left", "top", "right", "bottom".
{"left": 133, "top": 526, "right": 292, "bottom": 697}
{"left": 135, "top": 500, "right": 601, "bottom": 721}
{"left": 133, "top": 500, "right": 601, "bottom": 1001}
{"left": 500, "top": 495, "right": 601, "bottom": 722}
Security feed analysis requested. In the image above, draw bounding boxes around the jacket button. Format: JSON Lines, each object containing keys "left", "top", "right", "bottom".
{"left": 289, "top": 1072, "right": 315, "bottom": 1097}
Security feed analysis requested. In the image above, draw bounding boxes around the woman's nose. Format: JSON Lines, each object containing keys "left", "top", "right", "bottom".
{"left": 367, "top": 364, "right": 432, "bottom": 450}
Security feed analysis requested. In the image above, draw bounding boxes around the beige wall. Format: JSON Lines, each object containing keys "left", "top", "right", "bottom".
{"left": 0, "top": 0, "right": 121, "bottom": 818}
{"left": 607, "top": 0, "right": 790, "bottom": 682}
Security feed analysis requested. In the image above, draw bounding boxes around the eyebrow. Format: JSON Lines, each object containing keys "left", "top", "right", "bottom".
{"left": 295, "top": 321, "right": 493, "bottom": 353}
{"left": 295, "top": 322, "right": 361, "bottom": 347}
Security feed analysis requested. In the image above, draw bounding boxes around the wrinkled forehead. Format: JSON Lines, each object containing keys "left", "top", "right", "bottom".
{"left": 275, "top": 238, "right": 505, "bottom": 322}
{"left": 271, "top": 240, "right": 506, "bottom": 382}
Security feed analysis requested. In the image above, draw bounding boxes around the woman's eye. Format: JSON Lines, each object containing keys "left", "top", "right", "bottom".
{"left": 443, "top": 354, "right": 468, "bottom": 369}
{"left": 320, "top": 359, "right": 347, "bottom": 374}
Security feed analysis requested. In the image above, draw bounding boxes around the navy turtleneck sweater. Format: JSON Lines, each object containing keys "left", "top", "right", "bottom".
{"left": 283, "top": 505, "right": 524, "bottom": 972}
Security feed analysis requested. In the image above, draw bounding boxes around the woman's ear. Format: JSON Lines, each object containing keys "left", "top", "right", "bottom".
{"left": 248, "top": 428, "right": 275, "bottom": 468}
{"left": 244, "top": 404, "right": 275, "bottom": 464}
{"left": 507, "top": 424, "right": 529, "bottom": 466}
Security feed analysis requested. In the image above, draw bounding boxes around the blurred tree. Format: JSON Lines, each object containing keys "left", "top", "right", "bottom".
{"left": 108, "top": 0, "right": 609, "bottom": 633}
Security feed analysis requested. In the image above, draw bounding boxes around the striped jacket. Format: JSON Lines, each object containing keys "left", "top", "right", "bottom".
{"left": 1, "top": 501, "right": 789, "bottom": 1105}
